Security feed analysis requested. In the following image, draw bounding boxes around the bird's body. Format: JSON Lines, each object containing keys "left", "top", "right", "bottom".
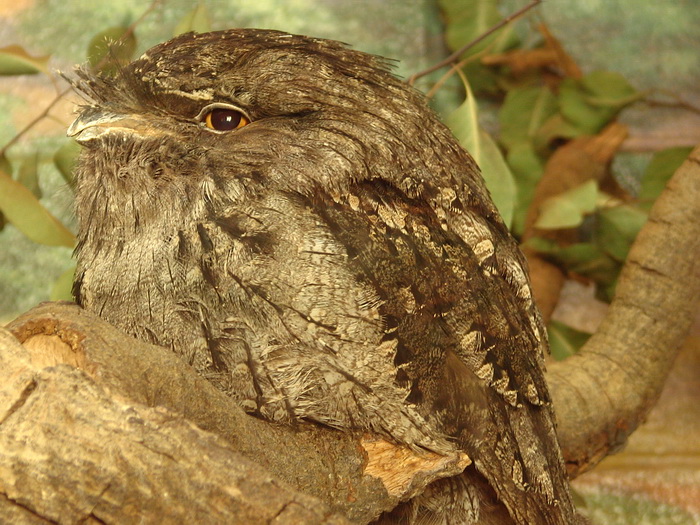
{"left": 69, "top": 29, "right": 579, "bottom": 524}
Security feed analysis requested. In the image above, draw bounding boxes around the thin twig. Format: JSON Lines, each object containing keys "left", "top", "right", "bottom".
{"left": 424, "top": 31, "right": 512, "bottom": 101}
{"left": 425, "top": 54, "right": 476, "bottom": 100}
{"left": 0, "top": 88, "right": 72, "bottom": 157}
{"left": 408, "top": 0, "right": 542, "bottom": 86}
{"left": 106, "top": 0, "right": 163, "bottom": 58}
{"left": 0, "top": 0, "right": 163, "bottom": 159}
{"left": 646, "top": 89, "right": 700, "bottom": 116}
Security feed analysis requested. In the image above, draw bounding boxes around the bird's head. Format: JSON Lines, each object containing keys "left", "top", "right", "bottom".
{"left": 68, "top": 29, "right": 460, "bottom": 198}
{"left": 67, "top": 28, "right": 491, "bottom": 247}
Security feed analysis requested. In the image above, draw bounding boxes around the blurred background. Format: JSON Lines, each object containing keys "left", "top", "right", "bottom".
{"left": 0, "top": 1, "right": 698, "bottom": 523}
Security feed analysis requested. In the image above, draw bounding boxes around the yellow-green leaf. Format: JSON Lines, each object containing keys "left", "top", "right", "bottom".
{"left": 548, "top": 320, "right": 591, "bottom": 361}
{"left": 54, "top": 139, "right": 81, "bottom": 185}
{"left": 559, "top": 71, "right": 641, "bottom": 135}
{"left": 0, "top": 45, "right": 49, "bottom": 75}
{"left": 0, "top": 152, "right": 12, "bottom": 175}
{"left": 51, "top": 264, "right": 76, "bottom": 302}
{"left": 581, "top": 70, "right": 642, "bottom": 107}
{"left": 0, "top": 154, "right": 9, "bottom": 233}
{"left": 535, "top": 179, "right": 598, "bottom": 229}
{"left": 0, "top": 167, "right": 75, "bottom": 247}
{"left": 499, "top": 86, "right": 558, "bottom": 150}
{"left": 559, "top": 78, "right": 613, "bottom": 135}
{"left": 439, "top": 0, "right": 518, "bottom": 58}
{"left": 18, "top": 154, "right": 41, "bottom": 198}
{"left": 447, "top": 77, "right": 516, "bottom": 226}
{"left": 174, "top": 3, "right": 211, "bottom": 36}
{"left": 534, "top": 113, "right": 583, "bottom": 150}
{"left": 507, "top": 143, "right": 544, "bottom": 237}
{"left": 87, "top": 26, "right": 137, "bottom": 74}
{"left": 638, "top": 147, "right": 692, "bottom": 210}
{"left": 526, "top": 237, "right": 620, "bottom": 300}
{"left": 593, "top": 205, "right": 647, "bottom": 262}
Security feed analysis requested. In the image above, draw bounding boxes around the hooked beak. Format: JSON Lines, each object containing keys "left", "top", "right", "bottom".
{"left": 68, "top": 108, "right": 158, "bottom": 144}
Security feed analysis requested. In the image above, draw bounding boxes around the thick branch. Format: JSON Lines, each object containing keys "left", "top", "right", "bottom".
{"left": 2, "top": 305, "right": 468, "bottom": 524}
{"left": 0, "top": 325, "right": 350, "bottom": 524}
{"left": 547, "top": 145, "right": 700, "bottom": 477}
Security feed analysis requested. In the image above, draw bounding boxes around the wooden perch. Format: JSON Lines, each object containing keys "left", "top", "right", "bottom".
{"left": 1, "top": 304, "right": 468, "bottom": 524}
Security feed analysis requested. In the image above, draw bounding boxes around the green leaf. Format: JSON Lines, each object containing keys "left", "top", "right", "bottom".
{"left": 0, "top": 155, "right": 9, "bottom": 233}
{"left": 638, "top": 146, "right": 692, "bottom": 209}
{"left": 593, "top": 205, "right": 647, "bottom": 262}
{"left": 173, "top": 3, "right": 211, "bottom": 36}
{"left": 0, "top": 152, "right": 12, "bottom": 175}
{"left": 559, "top": 78, "right": 613, "bottom": 135}
{"left": 447, "top": 77, "right": 516, "bottom": 226}
{"left": 439, "top": 0, "right": 519, "bottom": 58}
{"left": 0, "top": 167, "right": 75, "bottom": 247}
{"left": 534, "top": 113, "right": 584, "bottom": 150}
{"left": 0, "top": 45, "right": 49, "bottom": 75}
{"left": 558, "top": 71, "right": 641, "bottom": 135}
{"left": 535, "top": 180, "right": 598, "bottom": 229}
{"left": 499, "top": 86, "right": 558, "bottom": 150}
{"left": 54, "top": 139, "right": 81, "bottom": 185}
{"left": 87, "top": 26, "right": 137, "bottom": 74}
{"left": 51, "top": 264, "right": 76, "bottom": 302}
{"left": 507, "top": 142, "right": 544, "bottom": 237}
{"left": 460, "top": 60, "right": 501, "bottom": 95}
{"left": 580, "top": 70, "right": 641, "bottom": 107}
{"left": 525, "top": 237, "right": 599, "bottom": 268}
{"left": 547, "top": 320, "right": 591, "bottom": 361}
{"left": 17, "top": 154, "right": 41, "bottom": 199}
{"left": 526, "top": 237, "right": 621, "bottom": 301}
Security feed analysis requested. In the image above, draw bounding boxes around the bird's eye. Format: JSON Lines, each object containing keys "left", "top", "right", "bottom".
{"left": 202, "top": 107, "right": 249, "bottom": 131}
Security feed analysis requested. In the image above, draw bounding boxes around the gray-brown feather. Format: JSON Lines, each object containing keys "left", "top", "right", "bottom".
{"left": 70, "top": 29, "right": 578, "bottom": 524}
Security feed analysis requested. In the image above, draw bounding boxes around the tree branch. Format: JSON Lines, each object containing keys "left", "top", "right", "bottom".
{"left": 548, "top": 145, "right": 700, "bottom": 477}
{"left": 0, "top": 325, "right": 349, "bottom": 524}
{"left": 2, "top": 304, "right": 469, "bottom": 524}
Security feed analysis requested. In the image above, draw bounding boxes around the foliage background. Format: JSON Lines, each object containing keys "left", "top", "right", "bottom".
{"left": 0, "top": 0, "right": 699, "bottom": 523}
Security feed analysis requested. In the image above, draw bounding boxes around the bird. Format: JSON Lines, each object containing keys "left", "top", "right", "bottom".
{"left": 67, "top": 29, "right": 581, "bottom": 524}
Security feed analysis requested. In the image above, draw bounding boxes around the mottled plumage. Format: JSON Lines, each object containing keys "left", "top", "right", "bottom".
{"left": 68, "top": 29, "right": 579, "bottom": 524}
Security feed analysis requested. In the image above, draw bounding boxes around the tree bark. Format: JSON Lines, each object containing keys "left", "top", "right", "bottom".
{"left": 1, "top": 304, "right": 468, "bottom": 524}
{"left": 1, "top": 146, "right": 698, "bottom": 523}
{"left": 0, "top": 324, "right": 349, "bottom": 524}
{"left": 549, "top": 144, "right": 700, "bottom": 477}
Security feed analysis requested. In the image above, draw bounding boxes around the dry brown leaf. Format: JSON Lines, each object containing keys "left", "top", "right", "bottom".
{"left": 522, "top": 249, "right": 566, "bottom": 323}
{"left": 524, "top": 122, "right": 629, "bottom": 239}
{"left": 582, "top": 121, "right": 629, "bottom": 163}
{"left": 482, "top": 47, "right": 559, "bottom": 74}
{"left": 522, "top": 123, "right": 628, "bottom": 321}
{"left": 538, "top": 23, "right": 583, "bottom": 79}
{"left": 480, "top": 22, "right": 582, "bottom": 82}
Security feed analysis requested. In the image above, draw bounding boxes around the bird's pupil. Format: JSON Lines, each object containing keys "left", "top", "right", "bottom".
{"left": 209, "top": 108, "right": 241, "bottom": 130}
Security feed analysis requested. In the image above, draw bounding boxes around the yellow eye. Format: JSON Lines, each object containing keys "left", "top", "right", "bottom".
{"left": 203, "top": 107, "right": 249, "bottom": 131}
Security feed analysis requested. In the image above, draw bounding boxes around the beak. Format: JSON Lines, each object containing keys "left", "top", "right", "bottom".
{"left": 68, "top": 108, "right": 155, "bottom": 144}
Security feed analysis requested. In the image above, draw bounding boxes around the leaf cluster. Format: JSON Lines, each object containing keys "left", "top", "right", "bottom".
{"left": 437, "top": 0, "right": 693, "bottom": 356}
